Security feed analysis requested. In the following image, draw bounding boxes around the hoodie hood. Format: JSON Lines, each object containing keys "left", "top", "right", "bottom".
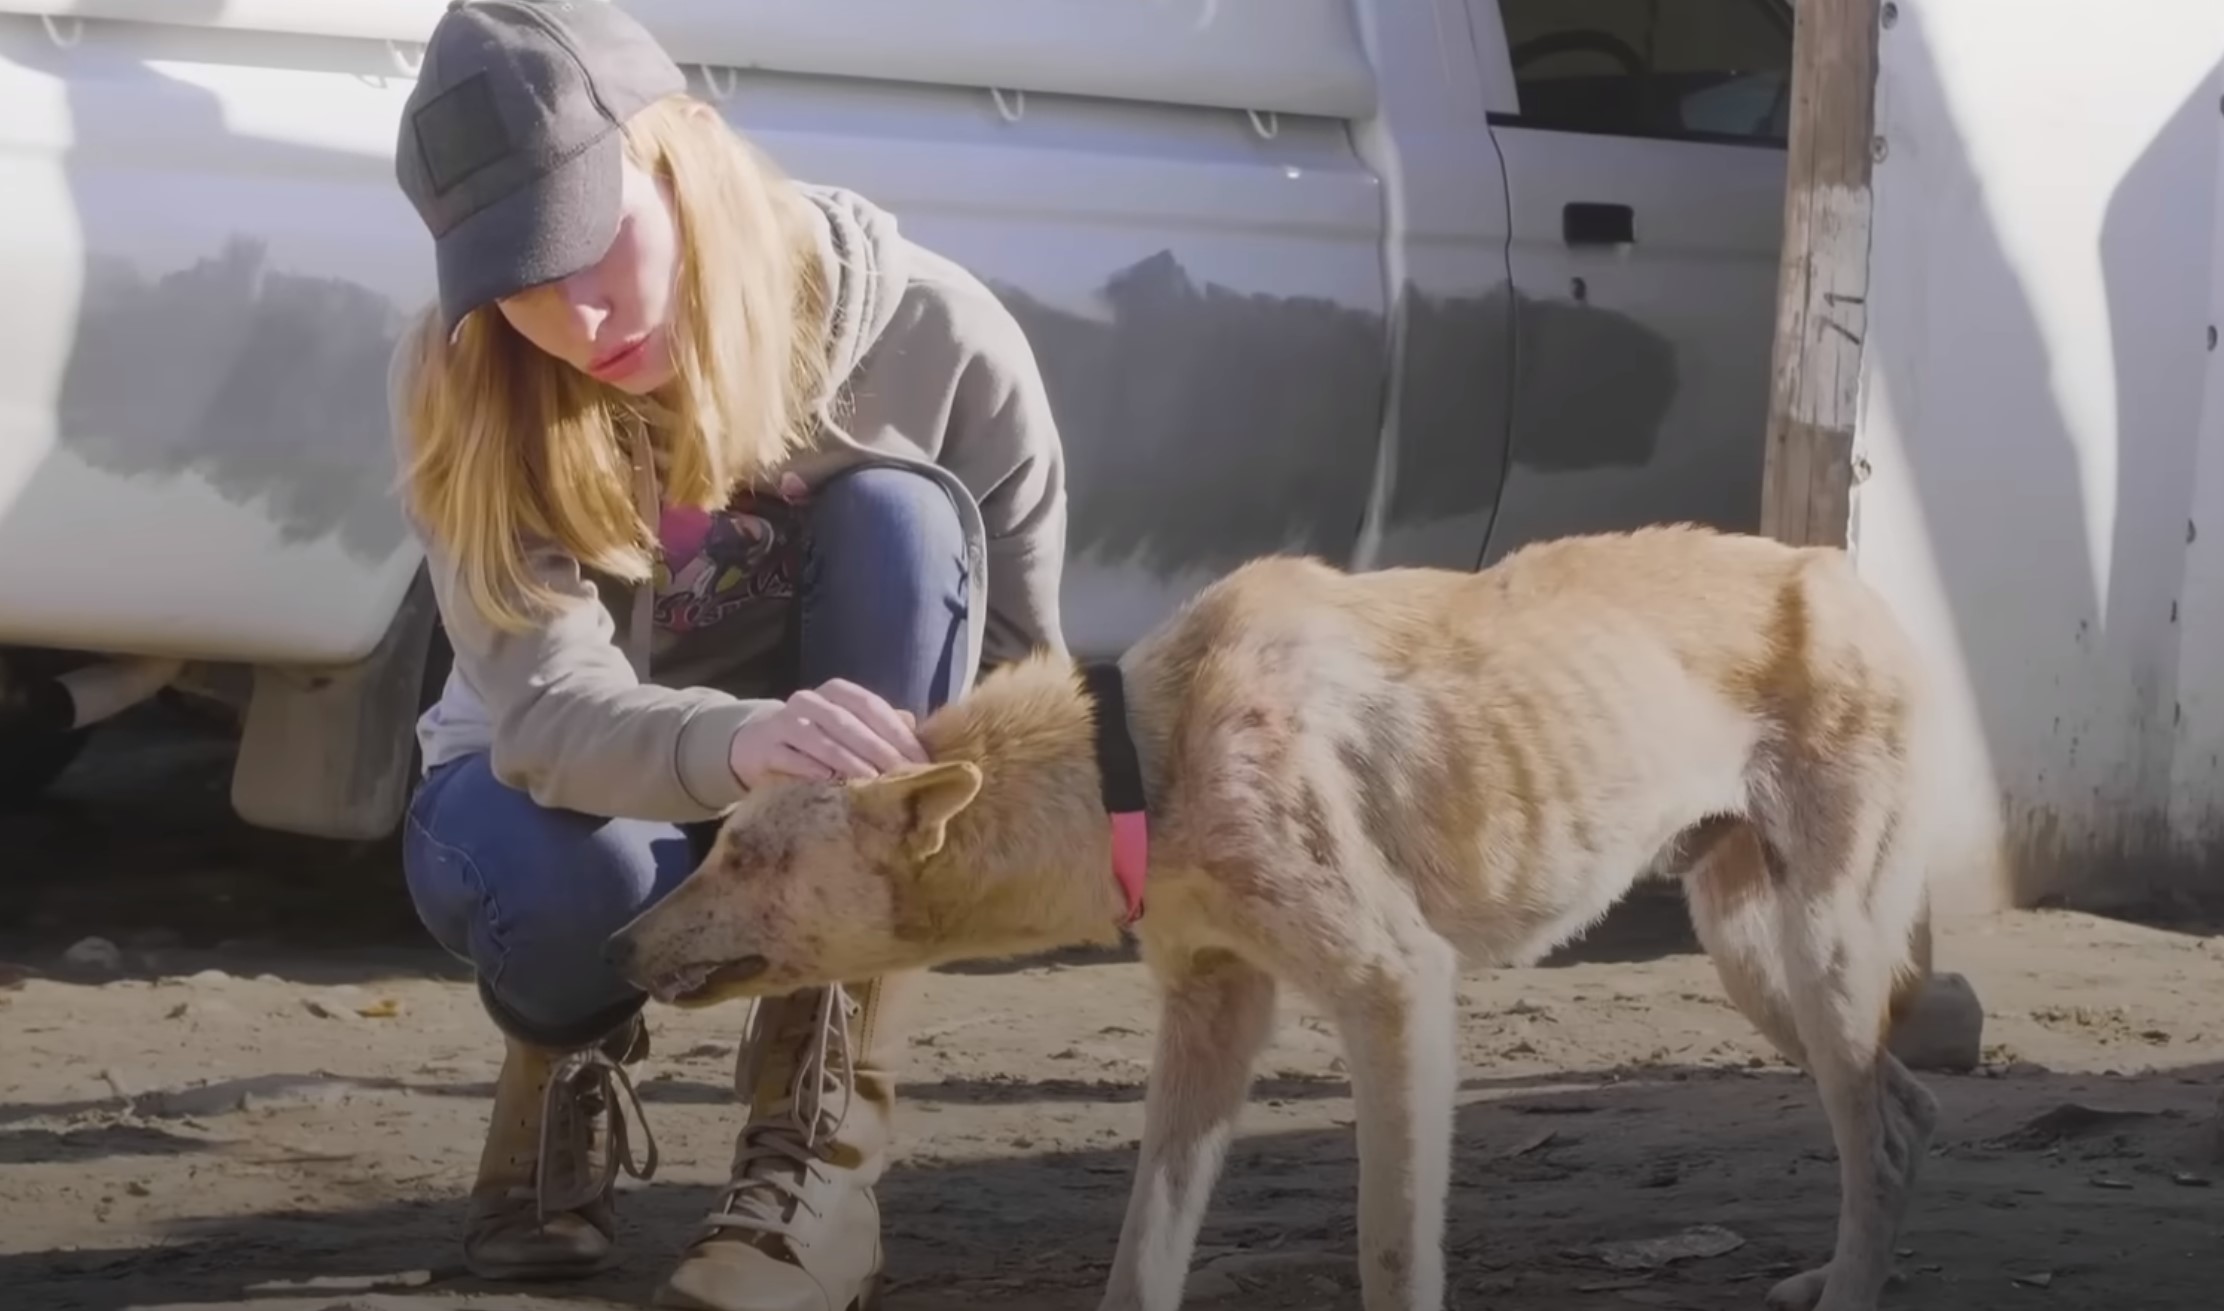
{"left": 797, "top": 182, "right": 914, "bottom": 401}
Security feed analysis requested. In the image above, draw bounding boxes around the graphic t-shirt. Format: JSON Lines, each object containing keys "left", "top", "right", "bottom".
{"left": 647, "top": 473, "right": 809, "bottom": 694}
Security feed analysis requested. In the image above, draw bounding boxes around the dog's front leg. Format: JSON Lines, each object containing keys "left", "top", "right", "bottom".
{"left": 1097, "top": 949, "right": 1278, "bottom": 1311}
{"left": 1337, "top": 931, "right": 1458, "bottom": 1311}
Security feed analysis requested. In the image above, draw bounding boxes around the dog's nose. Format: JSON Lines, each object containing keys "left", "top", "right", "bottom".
{"left": 603, "top": 934, "right": 636, "bottom": 975}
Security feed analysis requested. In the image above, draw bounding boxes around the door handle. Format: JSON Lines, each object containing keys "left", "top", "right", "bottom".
{"left": 1563, "top": 202, "right": 1635, "bottom": 246}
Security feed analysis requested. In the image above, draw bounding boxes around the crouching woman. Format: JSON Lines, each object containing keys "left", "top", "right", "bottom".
{"left": 383, "top": 3, "right": 1068, "bottom": 1306}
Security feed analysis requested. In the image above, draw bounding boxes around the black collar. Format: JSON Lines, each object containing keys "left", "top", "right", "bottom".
{"left": 1081, "top": 661, "right": 1146, "bottom": 815}
{"left": 1080, "top": 660, "right": 1150, "bottom": 923}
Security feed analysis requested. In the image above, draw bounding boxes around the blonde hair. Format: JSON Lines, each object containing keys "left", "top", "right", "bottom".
{"left": 400, "top": 95, "right": 832, "bottom": 631}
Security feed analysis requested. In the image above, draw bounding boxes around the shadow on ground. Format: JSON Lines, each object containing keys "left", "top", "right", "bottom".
{"left": 4, "top": 1058, "right": 2219, "bottom": 1311}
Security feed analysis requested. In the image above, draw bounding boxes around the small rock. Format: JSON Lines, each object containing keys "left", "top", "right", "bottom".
{"left": 2091, "top": 1176, "right": 2133, "bottom": 1190}
{"left": 1988, "top": 1102, "right": 2157, "bottom": 1151}
{"left": 137, "top": 1075, "right": 352, "bottom": 1119}
{"left": 302, "top": 999, "right": 355, "bottom": 1022}
{"left": 1591, "top": 1224, "right": 1746, "bottom": 1271}
{"left": 244, "top": 1269, "right": 435, "bottom": 1294}
{"left": 125, "top": 1181, "right": 151, "bottom": 1198}
{"left": 168, "top": 997, "right": 240, "bottom": 1023}
{"left": 1887, "top": 971, "right": 1983, "bottom": 1072}
{"left": 1501, "top": 1128, "right": 1560, "bottom": 1159}
{"left": 356, "top": 998, "right": 404, "bottom": 1020}
{"left": 1638, "top": 1163, "right": 1681, "bottom": 1189}
{"left": 2011, "top": 1270, "right": 2055, "bottom": 1289}
{"left": 63, "top": 937, "right": 124, "bottom": 972}
{"left": 1186, "top": 1249, "right": 1346, "bottom": 1301}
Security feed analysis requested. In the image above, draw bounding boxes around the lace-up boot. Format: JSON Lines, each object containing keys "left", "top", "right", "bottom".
{"left": 466, "top": 1014, "right": 659, "bottom": 1279}
{"left": 654, "top": 974, "right": 915, "bottom": 1311}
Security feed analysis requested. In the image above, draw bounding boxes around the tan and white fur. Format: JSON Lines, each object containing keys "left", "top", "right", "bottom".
{"left": 607, "top": 524, "right": 1978, "bottom": 1311}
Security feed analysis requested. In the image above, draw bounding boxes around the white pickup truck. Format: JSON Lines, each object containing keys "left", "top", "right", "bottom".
{"left": 0, "top": 0, "right": 1794, "bottom": 838}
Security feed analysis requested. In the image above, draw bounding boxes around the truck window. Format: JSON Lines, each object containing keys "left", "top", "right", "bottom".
{"left": 1496, "top": 0, "right": 1794, "bottom": 145}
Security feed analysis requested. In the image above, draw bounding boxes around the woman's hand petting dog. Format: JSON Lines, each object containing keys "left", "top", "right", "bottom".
{"left": 730, "top": 679, "right": 927, "bottom": 787}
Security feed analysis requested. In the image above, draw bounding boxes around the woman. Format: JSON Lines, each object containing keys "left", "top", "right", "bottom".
{"left": 385, "top": 3, "right": 1068, "bottom": 1307}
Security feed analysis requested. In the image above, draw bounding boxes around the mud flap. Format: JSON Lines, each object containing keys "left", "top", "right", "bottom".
{"left": 229, "top": 569, "right": 442, "bottom": 840}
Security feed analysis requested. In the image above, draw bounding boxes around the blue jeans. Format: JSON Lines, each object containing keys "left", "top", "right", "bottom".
{"left": 402, "top": 466, "right": 973, "bottom": 1047}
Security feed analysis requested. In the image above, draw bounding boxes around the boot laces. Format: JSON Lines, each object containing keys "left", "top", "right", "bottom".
{"left": 535, "top": 1045, "right": 659, "bottom": 1221}
{"left": 702, "top": 986, "right": 859, "bottom": 1240}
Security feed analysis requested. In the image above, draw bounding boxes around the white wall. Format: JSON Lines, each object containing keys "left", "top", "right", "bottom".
{"left": 1852, "top": 0, "right": 2224, "bottom": 910}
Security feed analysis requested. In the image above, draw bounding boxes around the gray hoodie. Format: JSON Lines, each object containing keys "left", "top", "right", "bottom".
{"left": 388, "top": 184, "right": 1069, "bottom": 821}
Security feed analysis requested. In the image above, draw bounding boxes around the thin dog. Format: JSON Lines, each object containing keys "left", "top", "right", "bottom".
{"left": 607, "top": 524, "right": 1977, "bottom": 1311}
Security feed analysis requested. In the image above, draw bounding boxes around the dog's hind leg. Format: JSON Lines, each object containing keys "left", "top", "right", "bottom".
{"left": 1098, "top": 947, "right": 1278, "bottom": 1311}
{"left": 1687, "top": 814, "right": 1937, "bottom": 1311}
{"left": 1682, "top": 824, "right": 1808, "bottom": 1066}
{"left": 1324, "top": 924, "right": 1458, "bottom": 1311}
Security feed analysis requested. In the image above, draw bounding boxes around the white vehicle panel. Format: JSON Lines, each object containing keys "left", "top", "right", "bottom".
{"left": 0, "top": 13, "right": 1397, "bottom": 661}
{"left": 1486, "top": 126, "right": 1784, "bottom": 551}
{"left": 0, "top": 0, "right": 1378, "bottom": 119}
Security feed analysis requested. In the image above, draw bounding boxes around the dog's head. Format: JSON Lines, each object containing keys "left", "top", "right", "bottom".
{"left": 604, "top": 761, "right": 983, "bottom": 1007}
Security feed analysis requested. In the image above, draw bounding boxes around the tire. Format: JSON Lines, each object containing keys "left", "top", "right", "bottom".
{"left": 0, "top": 722, "right": 90, "bottom": 807}
{"left": 0, "top": 650, "right": 96, "bottom": 807}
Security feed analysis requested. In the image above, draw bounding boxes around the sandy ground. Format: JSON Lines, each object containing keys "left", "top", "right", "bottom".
{"left": 4, "top": 708, "right": 2223, "bottom": 1311}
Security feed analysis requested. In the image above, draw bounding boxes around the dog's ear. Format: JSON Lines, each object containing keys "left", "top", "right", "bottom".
{"left": 858, "top": 761, "right": 984, "bottom": 861}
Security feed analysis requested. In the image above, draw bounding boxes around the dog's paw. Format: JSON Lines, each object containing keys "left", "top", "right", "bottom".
{"left": 1763, "top": 1265, "right": 1829, "bottom": 1311}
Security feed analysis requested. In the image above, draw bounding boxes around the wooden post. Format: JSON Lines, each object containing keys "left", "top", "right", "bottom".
{"left": 1760, "top": 0, "right": 1886, "bottom": 548}
{"left": 1763, "top": 0, "right": 1989, "bottom": 1051}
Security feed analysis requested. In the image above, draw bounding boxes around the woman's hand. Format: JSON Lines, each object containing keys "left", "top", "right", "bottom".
{"left": 729, "top": 679, "right": 929, "bottom": 789}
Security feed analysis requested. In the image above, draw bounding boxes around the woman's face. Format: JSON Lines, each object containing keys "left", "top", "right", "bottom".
{"left": 496, "top": 155, "right": 682, "bottom": 394}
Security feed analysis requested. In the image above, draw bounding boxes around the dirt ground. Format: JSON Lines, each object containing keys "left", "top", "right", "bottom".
{"left": 4, "top": 708, "right": 2223, "bottom": 1311}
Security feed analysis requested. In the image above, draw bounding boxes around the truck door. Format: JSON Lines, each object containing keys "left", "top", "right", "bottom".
{"left": 1478, "top": 0, "right": 1793, "bottom": 559}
